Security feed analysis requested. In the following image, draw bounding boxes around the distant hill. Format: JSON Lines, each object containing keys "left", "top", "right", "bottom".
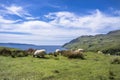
{"left": 0, "top": 43, "right": 65, "bottom": 53}
{"left": 0, "top": 43, "right": 36, "bottom": 50}
{"left": 63, "top": 30, "right": 120, "bottom": 52}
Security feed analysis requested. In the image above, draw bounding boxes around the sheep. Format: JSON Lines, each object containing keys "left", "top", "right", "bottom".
{"left": 33, "top": 49, "right": 46, "bottom": 58}
{"left": 53, "top": 49, "right": 61, "bottom": 57}
{"left": 55, "top": 49, "right": 60, "bottom": 53}
{"left": 97, "top": 51, "right": 103, "bottom": 54}
{"left": 74, "top": 48, "right": 84, "bottom": 54}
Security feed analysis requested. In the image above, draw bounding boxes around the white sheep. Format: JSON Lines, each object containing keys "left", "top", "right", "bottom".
{"left": 33, "top": 49, "right": 46, "bottom": 58}
{"left": 55, "top": 49, "right": 60, "bottom": 53}
{"left": 97, "top": 51, "right": 103, "bottom": 54}
{"left": 75, "top": 49, "right": 84, "bottom": 53}
{"left": 55, "top": 49, "right": 61, "bottom": 56}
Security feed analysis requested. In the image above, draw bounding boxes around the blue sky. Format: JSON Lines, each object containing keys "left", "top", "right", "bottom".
{"left": 0, "top": 0, "right": 120, "bottom": 45}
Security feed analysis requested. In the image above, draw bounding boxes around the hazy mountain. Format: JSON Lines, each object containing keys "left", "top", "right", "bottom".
{"left": 63, "top": 30, "right": 120, "bottom": 52}
{"left": 0, "top": 43, "right": 64, "bottom": 53}
{"left": 0, "top": 43, "right": 36, "bottom": 49}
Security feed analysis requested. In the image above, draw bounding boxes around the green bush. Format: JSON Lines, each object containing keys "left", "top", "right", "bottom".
{"left": 0, "top": 48, "right": 11, "bottom": 56}
{"left": 102, "top": 48, "right": 120, "bottom": 55}
{"left": 68, "top": 52, "right": 84, "bottom": 59}
{"left": 61, "top": 50, "right": 72, "bottom": 57}
{"left": 61, "top": 50, "right": 85, "bottom": 59}
{"left": 11, "top": 50, "right": 28, "bottom": 57}
{"left": 0, "top": 48, "right": 29, "bottom": 57}
{"left": 26, "top": 48, "right": 35, "bottom": 55}
{"left": 109, "top": 71, "right": 115, "bottom": 80}
{"left": 111, "top": 57, "right": 120, "bottom": 64}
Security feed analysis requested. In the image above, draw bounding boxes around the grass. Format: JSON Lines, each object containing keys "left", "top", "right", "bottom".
{"left": 0, "top": 52, "right": 120, "bottom": 80}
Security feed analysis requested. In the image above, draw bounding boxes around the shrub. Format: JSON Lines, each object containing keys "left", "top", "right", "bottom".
{"left": 0, "top": 48, "right": 11, "bottom": 56}
{"left": 111, "top": 57, "right": 120, "bottom": 64}
{"left": 11, "top": 52, "right": 16, "bottom": 58}
{"left": 109, "top": 71, "right": 115, "bottom": 80}
{"left": 26, "top": 48, "right": 35, "bottom": 55}
{"left": 48, "top": 52, "right": 54, "bottom": 55}
{"left": 61, "top": 50, "right": 72, "bottom": 57}
{"left": 102, "top": 48, "right": 120, "bottom": 55}
{"left": 11, "top": 50, "right": 28, "bottom": 57}
{"left": 61, "top": 50, "right": 85, "bottom": 59}
{"left": 17, "top": 52, "right": 25, "bottom": 57}
{"left": 53, "top": 53, "right": 57, "bottom": 57}
{"left": 52, "top": 70, "right": 60, "bottom": 73}
{"left": 68, "top": 52, "right": 84, "bottom": 59}
{"left": 0, "top": 48, "right": 29, "bottom": 57}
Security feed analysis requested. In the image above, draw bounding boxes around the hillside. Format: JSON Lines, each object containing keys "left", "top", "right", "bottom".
{"left": 63, "top": 30, "right": 120, "bottom": 52}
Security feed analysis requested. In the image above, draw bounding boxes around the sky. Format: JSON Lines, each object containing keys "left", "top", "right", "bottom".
{"left": 0, "top": 0, "right": 120, "bottom": 45}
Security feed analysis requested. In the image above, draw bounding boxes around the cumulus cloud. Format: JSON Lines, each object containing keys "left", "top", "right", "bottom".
{"left": 0, "top": 6, "right": 120, "bottom": 45}
{"left": 46, "top": 9, "right": 120, "bottom": 32}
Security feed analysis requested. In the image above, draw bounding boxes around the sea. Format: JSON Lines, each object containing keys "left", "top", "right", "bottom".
{"left": 21, "top": 45, "right": 65, "bottom": 53}
{"left": 0, "top": 43, "right": 66, "bottom": 53}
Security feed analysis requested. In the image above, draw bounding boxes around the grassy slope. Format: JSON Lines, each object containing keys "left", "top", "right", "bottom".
{"left": 0, "top": 53, "right": 120, "bottom": 80}
{"left": 63, "top": 30, "right": 120, "bottom": 51}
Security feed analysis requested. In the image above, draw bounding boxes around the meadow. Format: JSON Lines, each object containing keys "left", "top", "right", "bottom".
{"left": 0, "top": 52, "right": 120, "bottom": 80}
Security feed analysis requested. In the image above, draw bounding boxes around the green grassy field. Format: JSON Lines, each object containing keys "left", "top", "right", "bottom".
{"left": 0, "top": 52, "right": 120, "bottom": 80}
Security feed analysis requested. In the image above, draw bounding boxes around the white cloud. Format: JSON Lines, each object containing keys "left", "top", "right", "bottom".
{"left": 0, "top": 4, "right": 37, "bottom": 20}
{"left": 6, "top": 5, "right": 31, "bottom": 17}
{"left": 0, "top": 8, "right": 120, "bottom": 45}
{"left": 25, "top": 17, "right": 40, "bottom": 20}
{"left": 46, "top": 10, "right": 120, "bottom": 32}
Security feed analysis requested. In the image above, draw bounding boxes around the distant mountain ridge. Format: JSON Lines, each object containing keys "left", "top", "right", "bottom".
{"left": 0, "top": 43, "right": 64, "bottom": 53}
{"left": 63, "top": 29, "right": 120, "bottom": 51}
{"left": 0, "top": 43, "right": 36, "bottom": 49}
{"left": 0, "top": 43, "right": 35, "bottom": 46}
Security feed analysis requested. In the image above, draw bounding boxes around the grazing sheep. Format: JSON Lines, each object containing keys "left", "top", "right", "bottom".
{"left": 55, "top": 49, "right": 60, "bottom": 53}
{"left": 33, "top": 49, "right": 46, "bottom": 58}
{"left": 74, "top": 49, "right": 84, "bottom": 54}
{"left": 97, "top": 51, "right": 103, "bottom": 54}
{"left": 54, "top": 49, "right": 61, "bottom": 56}
{"left": 77, "top": 49, "right": 84, "bottom": 52}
